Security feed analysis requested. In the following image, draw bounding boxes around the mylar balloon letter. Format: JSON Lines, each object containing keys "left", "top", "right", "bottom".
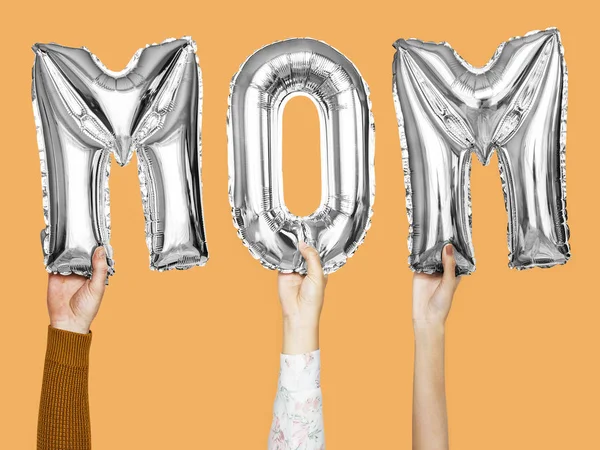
{"left": 392, "top": 28, "right": 570, "bottom": 274}
{"left": 32, "top": 38, "right": 208, "bottom": 276}
{"left": 228, "top": 38, "right": 375, "bottom": 274}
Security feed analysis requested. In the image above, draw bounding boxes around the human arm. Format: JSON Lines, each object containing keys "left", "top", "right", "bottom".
{"left": 412, "top": 244, "right": 460, "bottom": 450}
{"left": 37, "top": 247, "right": 108, "bottom": 450}
{"left": 268, "top": 242, "right": 327, "bottom": 450}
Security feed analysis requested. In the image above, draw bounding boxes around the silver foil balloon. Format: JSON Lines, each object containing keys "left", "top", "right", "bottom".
{"left": 392, "top": 28, "right": 570, "bottom": 275}
{"left": 32, "top": 37, "right": 208, "bottom": 277}
{"left": 228, "top": 38, "right": 375, "bottom": 274}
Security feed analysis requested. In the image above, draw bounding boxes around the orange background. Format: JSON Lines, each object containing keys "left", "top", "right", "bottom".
{"left": 0, "top": 0, "right": 598, "bottom": 448}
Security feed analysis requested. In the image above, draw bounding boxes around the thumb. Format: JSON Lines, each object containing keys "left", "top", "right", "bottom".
{"left": 89, "top": 246, "right": 109, "bottom": 297}
{"left": 299, "top": 242, "right": 325, "bottom": 286}
{"left": 440, "top": 244, "right": 457, "bottom": 292}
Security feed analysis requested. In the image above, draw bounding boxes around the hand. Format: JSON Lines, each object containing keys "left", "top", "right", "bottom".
{"left": 277, "top": 242, "right": 328, "bottom": 354}
{"left": 47, "top": 247, "right": 109, "bottom": 334}
{"left": 412, "top": 244, "right": 460, "bottom": 334}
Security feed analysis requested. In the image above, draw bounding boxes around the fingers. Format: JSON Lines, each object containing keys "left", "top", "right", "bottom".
{"left": 299, "top": 242, "right": 326, "bottom": 286}
{"left": 89, "top": 246, "right": 109, "bottom": 297}
{"left": 440, "top": 243, "right": 459, "bottom": 292}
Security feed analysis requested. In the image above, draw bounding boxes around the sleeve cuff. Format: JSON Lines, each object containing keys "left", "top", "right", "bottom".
{"left": 279, "top": 349, "right": 320, "bottom": 392}
{"left": 45, "top": 326, "right": 92, "bottom": 368}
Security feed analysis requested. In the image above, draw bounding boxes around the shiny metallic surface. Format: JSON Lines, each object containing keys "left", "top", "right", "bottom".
{"left": 32, "top": 37, "right": 208, "bottom": 277}
{"left": 392, "top": 28, "right": 570, "bottom": 275}
{"left": 228, "top": 38, "right": 375, "bottom": 274}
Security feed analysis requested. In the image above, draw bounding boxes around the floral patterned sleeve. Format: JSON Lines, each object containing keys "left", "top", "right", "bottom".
{"left": 268, "top": 350, "right": 324, "bottom": 450}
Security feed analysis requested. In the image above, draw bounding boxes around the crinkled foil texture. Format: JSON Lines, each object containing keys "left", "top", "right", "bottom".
{"left": 228, "top": 38, "right": 375, "bottom": 274}
{"left": 392, "top": 28, "right": 570, "bottom": 274}
{"left": 32, "top": 37, "right": 208, "bottom": 276}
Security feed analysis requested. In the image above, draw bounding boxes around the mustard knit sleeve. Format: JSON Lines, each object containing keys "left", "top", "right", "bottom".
{"left": 37, "top": 326, "right": 93, "bottom": 450}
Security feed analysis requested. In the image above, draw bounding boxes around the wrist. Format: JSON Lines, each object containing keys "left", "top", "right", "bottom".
{"left": 283, "top": 315, "right": 319, "bottom": 330}
{"left": 282, "top": 307, "right": 320, "bottom": 327}
{"left": 282, "top": 321, "right": 319, "bottom": 355}
{"left": 50, "top": 320, "right": 90, "bottom": 335}
{"left": 413, "top": 320, "right": 445, "bottom": 341}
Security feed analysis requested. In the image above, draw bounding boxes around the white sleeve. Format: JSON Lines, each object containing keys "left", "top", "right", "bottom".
{"left": 268, "top": 350, "right": 324, "bottom": 450}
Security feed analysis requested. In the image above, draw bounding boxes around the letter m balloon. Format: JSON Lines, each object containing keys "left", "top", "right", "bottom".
{"left": 32, "top": 38, "right": 208, "bottom": 277}
{"left": 392, "top": 29, "right": 570, "bottom": 275}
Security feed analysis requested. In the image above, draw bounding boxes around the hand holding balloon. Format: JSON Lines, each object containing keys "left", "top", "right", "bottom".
{"left": 412, "top": 244, "right": 460, "bottom": 333}
{"left": 278, "top": 243, "right": 327, "bottom": 354}
{"left": 47, "top": 247, "right": 109, "bottom": 334}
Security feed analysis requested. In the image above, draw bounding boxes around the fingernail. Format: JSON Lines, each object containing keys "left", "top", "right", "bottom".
{"left": 445, "top": 244, "right": 453, "bottom": 256}
{"left": 298, "top": 241, "right": 308, "bottom": 250}
{"left": 97, "top": 247, "right": 106, "bottom": 259}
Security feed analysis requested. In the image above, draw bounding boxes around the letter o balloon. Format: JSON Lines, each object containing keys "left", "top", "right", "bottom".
{"left": 228, "top": 38, "right": 375, "bottom": 274}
